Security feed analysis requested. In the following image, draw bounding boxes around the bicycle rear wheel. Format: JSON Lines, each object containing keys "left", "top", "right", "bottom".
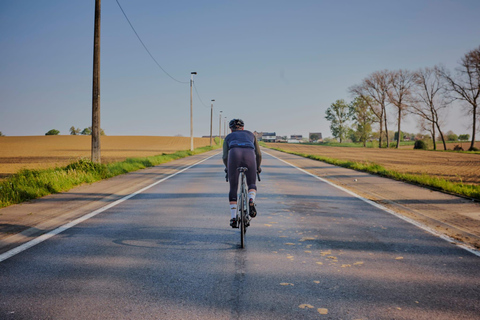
{"left": 239, "top": 173, "right": 247, "bottom": 248}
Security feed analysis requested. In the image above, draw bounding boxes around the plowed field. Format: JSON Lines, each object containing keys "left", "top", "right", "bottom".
{"left": 0, "top": 136, "right": 212, "bottom": 179}
{"left": 265, "top": 143, "right": 480, "bottom": 185}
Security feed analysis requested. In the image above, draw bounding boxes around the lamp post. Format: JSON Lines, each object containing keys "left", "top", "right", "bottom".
{"left": 210, "top": 99, "right": 215, "bottom": 146}
{"left": 190, "top": 72, "right": 197, "bottom": 151}
{"left": 219, "top": 111, "right": 222, "bottom": 143}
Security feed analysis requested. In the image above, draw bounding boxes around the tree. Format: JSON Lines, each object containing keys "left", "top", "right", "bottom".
{"left": 350, "top": 96, "right": 375, "bottom": 147}
{"left": 70, "top": 126, "right": 81, "bottom": 135}
{"left": 81, "top": 127, "right": 92, "bottom": 135}
{"left": 459, "top": 134, "right": 470, "bottom": 141}
{"left": 310, "top": 133, "right": 319, "bottom": 141}
{"left": 439, "top": 45, "right": 480, "bottom": 151}
{"left": 81, "top": 126, "right": 105, "bottom": 135}
{"left": 0, "top": 131, "right": 4, "bottom": 137}
{"left": 411, "top": 66, "right": 448, "bottom": 150}
{"left": 325, "top": 99, "right": 352, "bottom": 143}
{"left": 45, "top": 129, "right": 60, "bottom": 135}
{"left": 349, "top": 70, "right": 391, "bottom": 148}
{"left": 446, "top": 130, "right": 458, "bottom": 141}
{"left": 388, "top": 69, "right": 416, "bottom": 148}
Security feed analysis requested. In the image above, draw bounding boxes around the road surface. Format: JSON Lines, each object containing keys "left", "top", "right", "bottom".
{"left": 1, "top": 151, "right": 479, "bottom": 319}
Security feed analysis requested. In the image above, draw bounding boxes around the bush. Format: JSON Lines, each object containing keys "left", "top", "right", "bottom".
{"left": 469, "top": 147, "right": 479, "bottom": 151}
{"left": 414, "top": 140, "right": 428, "bottom": 150}
{"left": 45, "top": 129, "right": 60, "bottom": 135}
{"left": 453, "top": 145, "right": 464, "bottom": 151}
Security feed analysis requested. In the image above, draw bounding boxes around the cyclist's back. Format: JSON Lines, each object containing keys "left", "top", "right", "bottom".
{"left": 223, "top": 119, "right": 261, "bottom": 228}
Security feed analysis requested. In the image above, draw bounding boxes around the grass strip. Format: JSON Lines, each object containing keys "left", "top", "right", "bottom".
{"left": 268, "top": 146, "right": 480, "bottom": 201}
{"left": 0, "top": 144, "right": 220, "bottom": 208}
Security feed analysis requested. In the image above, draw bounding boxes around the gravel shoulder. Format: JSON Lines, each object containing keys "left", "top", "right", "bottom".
{"left": 265, "top": 148, "right": 480, "bottom": 250}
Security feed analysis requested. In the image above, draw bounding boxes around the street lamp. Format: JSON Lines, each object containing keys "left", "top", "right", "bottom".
{"left": 210, "top": 99, "right": 215, "bottom": 146}
{"left": 190, "top": 72, "right": 197, "bottom": 151}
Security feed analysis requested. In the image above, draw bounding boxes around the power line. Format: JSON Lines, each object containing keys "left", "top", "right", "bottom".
{"left": 193, "top": 81, "right": 210, "bottom": 108}
{"left": 115, "top": 0, "right": 188, "bottom": 84}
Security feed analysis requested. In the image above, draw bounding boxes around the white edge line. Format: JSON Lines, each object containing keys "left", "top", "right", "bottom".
{"left": 0, "top": 152, "right": 221, "bottom": 263}
{"left": 264, "top": 151, "right": 480, "bottom": 257}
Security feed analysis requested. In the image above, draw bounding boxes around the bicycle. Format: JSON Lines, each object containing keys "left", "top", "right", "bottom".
{"left": 226, "top": 167, "right": 261, "bottom": 248}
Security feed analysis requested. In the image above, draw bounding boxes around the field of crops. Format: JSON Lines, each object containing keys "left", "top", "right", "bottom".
{"left": 0, "top": 135, "right": 213, "bottom": 179}
{"left": 266, "top": 143, "right": 480, "bottom": 185}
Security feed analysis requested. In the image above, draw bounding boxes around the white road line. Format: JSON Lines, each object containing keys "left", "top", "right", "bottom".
{"left": 0, "top": 152, "right": 221, "bottom": 263}
{"left": 265, "top": 151, "right": 480, "bottom": 257}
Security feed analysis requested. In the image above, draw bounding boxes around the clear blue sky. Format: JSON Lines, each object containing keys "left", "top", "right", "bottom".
{"left": 1, "top": 0, "right": 479, "bottom": 138}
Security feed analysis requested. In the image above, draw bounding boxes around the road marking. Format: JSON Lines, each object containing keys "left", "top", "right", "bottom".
{"left": 0, "top": 152, "right": 221, "bottom": 263}
{"left": 264, "top": 151, "right": 480, "bottom": 257}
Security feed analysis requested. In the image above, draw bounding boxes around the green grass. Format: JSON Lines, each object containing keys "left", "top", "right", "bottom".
{"left": 268, "top": 146, "right": 480, "bottom": 201}
{"left": 0, "top": 144, "right": 220, "bottom": 208}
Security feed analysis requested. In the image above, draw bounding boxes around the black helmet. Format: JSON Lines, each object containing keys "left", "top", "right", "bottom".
{"left": 229, "top": 119, "right": 244, "bottom": 129}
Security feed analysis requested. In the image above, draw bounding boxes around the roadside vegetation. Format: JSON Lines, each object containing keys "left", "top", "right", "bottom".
{"left": 267, "top": 145, "right": 480, "bottom": 201}
{"left": 0, "top": 142, "right": 220, "bottom": 208}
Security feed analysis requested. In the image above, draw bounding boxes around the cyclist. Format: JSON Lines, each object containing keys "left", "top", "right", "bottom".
{"left": 223, "top": 119, "right": 262, "bottom": 228}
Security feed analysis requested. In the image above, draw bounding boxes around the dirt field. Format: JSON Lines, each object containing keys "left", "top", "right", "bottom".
{"left": 265, "top": 143, "right": 480, "bottom": 185}
{"left": 0, "top": 135, "right": 212, "bottom": 178}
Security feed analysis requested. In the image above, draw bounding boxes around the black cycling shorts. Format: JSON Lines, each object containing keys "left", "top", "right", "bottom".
{"left": 227, "top": 147, "right": 257, "bottom": 202}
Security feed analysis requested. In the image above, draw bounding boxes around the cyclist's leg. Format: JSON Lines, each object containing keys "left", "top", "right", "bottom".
{"left": 227, "top": 148, "right": 241, "bottom": 227}
{"left": 242, "top": 149, "right": 258, "bottom": 217}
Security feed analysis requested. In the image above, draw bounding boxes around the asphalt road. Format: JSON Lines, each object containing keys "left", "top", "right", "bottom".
{"left": 1, "top": 152, "right": 479, "bottom": 320}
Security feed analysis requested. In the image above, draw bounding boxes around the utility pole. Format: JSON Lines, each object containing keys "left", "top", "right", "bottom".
{"left": 190, "top": 72, "right": 197, "bottom": 151}
{"left": 91, "top": 0, "right": 101, "bottom": 163}
{"left": 210, "top": 99, "right": 215, "bottom": 146}
{"left": 219, "top": 111, "right": 222, "bottom": 144}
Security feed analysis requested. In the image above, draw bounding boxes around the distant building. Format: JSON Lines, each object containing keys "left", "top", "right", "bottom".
{"left": 290, "top": 134, "right": 302, "bottom": 140}
{"left": 309, "top": 132, "right": 323, "bottom": 142}
{"left": 254, "top": 131, "right": 276, "bottom": 143}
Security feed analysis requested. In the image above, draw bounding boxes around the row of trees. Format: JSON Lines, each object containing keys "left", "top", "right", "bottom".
{"left": 326, "top": 45, "right": 480, "bottom": 150}
{"left": 70, "top": 126, "right": 105, "bottom": 135}
{"left": 44, "top": 127, "right": 106, "bottom": 135}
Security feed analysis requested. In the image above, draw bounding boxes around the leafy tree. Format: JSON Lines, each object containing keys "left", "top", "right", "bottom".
{"left": 310, "top": 133, "right": 319, "bottom": 141}
{"left": 0, "top": 131, "right": 4, "bottom": 137}
{"left": 350, "top": 97, "right": 375, "bottom": 147}
{"left": 81, "top": 126, "right": 105, "bottom": 135}
{"left": 45, "top": 129, "right": 60, "bottom": 135}
{"left": 325, "top": 99, "right": 352, "bottom": 143}
{"left": 458, "top": 134, "right": 470, "bottom": 141}
{"left": 446, "top": 130, "right": 458, "bottom": 141}
{"left": 81, "top": 127, "right": 92, "bottom": 135}
{"left": 70, "top": 126, "right": 81, "bottom": 135}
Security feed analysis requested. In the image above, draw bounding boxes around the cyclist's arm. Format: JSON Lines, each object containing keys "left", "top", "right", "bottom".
{"left": 254, "top": 137, "right": 262, "bottom": 170}
{"left": 222, "top": 139, "right": 229, "bottom": 167}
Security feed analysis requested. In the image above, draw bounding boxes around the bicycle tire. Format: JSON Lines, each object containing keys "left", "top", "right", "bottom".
{"left": 239, "top": 172, "right": 246, "bottom": 248}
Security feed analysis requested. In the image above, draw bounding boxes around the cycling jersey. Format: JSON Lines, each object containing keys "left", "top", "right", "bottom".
{"left": 223, "top": 129, "right": 262, "bottom": 202}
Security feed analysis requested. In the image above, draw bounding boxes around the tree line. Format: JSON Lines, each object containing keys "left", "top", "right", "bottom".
{"left": 44, "top": 127, "right": 106, "bottom": 136}
{"left": 325, "top": 45, "right": 480, "bottom": 151}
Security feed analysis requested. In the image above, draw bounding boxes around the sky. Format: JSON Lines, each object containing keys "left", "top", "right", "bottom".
{"left": 1, "top": 0, "right": 479, "bottom": 139}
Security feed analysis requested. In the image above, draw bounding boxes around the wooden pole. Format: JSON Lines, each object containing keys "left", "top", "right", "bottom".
{"left": 210, "top": 100, "right": 214, "bottom": 146}
{"left": 91, "top": 0, "right": 101, "bottom": 163}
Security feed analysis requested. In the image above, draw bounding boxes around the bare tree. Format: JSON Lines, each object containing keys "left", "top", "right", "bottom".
{"left": 439, "top": 45, "right": 480, "bottom": 150}
{"left": 411, "top": 66, "right": 448, "bottom": 150}
{"left": 349, "top": 70, "right": 391, "bottom": 148}
{"left": 388, "top": 69, "right": 416, "bottom": 148}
